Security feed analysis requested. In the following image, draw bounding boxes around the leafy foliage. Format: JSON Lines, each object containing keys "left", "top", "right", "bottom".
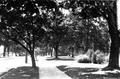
{"left": 0, "top": 0, "right": 58, "bottom": 67}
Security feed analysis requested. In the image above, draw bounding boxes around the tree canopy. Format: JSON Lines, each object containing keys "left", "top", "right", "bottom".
{"left": 0, "top": 0, "right": 119, "bottom": 69}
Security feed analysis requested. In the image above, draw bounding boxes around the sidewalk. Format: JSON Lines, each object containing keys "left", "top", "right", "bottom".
{"left": 39, "top": 66, "right": 71, "bottom": 79}
{"left": 37, "top": 56, "right": 72, "bottom": 79}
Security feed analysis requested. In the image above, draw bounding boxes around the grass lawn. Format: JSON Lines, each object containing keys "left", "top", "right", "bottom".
{"left": 0, "top": 66, "right": 39, "bottom": 79}
{"left": 57, "top": 65, "right": 120, "bottom": 79}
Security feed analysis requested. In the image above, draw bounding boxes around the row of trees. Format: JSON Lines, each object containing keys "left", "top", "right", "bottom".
{"left": 0, "top": 0, "right": 119, "bottom": 70}
{"left": 60, "top": 0, "right": 119, "bottom": 70}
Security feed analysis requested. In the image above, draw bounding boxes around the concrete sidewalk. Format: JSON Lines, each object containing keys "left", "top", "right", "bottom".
{"left": 37, "top": 56, "right": 72, "bottom": 79}
{"left": 39, "top": 66, "right": 71, "bottom": 79}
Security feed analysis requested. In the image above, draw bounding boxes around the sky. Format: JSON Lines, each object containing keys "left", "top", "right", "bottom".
{"left": 61, "top": 8, "right": 70, "bottom": 16}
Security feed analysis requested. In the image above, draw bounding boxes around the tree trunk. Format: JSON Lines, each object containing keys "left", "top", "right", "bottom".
{"left": 45, "top": 45, "right": 48, "bottom": 56}
{"left": 3, "top": 46, "right": 6, "bottom": 57}
{"left": 25, "top": 51, "right": 28, "bottom": 63}
{"left": 102, "top": 2, "right": 120, "bottom": 70}
{"left": 72, "top": 52, "right": 74, "bottom": 58}
{"left": 15, "top": 52, "right": 17, "bottom": 56}
{"left": 103, "top": 4, "right": 120, "bottom": 70}
{"left": 55, "top": 45, "right": 59, "bottom": 59}
{"left": 106, "top": 33, "right": 120, "bottom": 69}
{"left": 51, "top": 47, "right": 53, "bottom": 57}
{"left": 30, "top": 52, "right": 36, "bottom": 68}
{"left": 7, "top": 46, "right": 10, "bottom": 57}
{"left": 71, "top": 47, "right": 74, "bottom": 58}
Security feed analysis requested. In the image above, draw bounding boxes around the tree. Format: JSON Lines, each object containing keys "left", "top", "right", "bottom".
{"left": 45, "top": 12, "right": 69, "bottom": 58}
{"left": 0, "top": 0, "right": 57, "bottom": 67}
{"left": 3, "top": 38, "right": 11, "bottom": 57}
{"left": 60, "top": 0, "right": 118, "bottom": 69}
{"left": 0, "top": 33, "right": 13, "bottom": 57}
{"left": 81, "top": 18, "right": 110, "bottom": 52}
{"left": 63, "top": 13, "right": 109, "bottom": 57}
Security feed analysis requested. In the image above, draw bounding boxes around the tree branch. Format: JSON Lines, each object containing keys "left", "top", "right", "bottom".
{"left": 0, "top": 31, "right": 31, "bottom": 53}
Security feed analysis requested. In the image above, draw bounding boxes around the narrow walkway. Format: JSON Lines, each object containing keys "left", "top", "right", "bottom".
{"left": 39, "top": 66, "right": 71, "bottom": 79}
{"left": 37, "top": 56, "right": 72, "bottom": 79}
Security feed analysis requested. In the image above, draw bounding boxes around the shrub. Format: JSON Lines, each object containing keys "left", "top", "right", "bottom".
{"left": 93, "top": 50, "right": 108, "bottom": 64}
{"left": 104, "top": 54, "right": 109, "bottom": 63}
{"left": 75, "top": 54, "right": 91, "bottom": 63}
{"left": 86, "top": 49, "right": 94, "bottom": 63}
{"left": 75, "top": 49, "right": 109, "bottom": 64}
{"left": 93, "top": 53, "right": 105, "bottom": 64}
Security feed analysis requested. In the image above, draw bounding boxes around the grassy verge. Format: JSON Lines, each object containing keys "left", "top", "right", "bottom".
{"left": 0, "top": 66, "right": 39, "bottom": 79}
{"left": 57, "top": 65, "right": 120, "bottom": 79}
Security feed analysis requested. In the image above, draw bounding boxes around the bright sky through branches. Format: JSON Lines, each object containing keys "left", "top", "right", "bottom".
{"left": 61, "top": 8, "right": 70, "bottom": 16}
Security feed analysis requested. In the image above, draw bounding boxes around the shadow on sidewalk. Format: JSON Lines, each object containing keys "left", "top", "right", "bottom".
{"left": 57, "top": 65, "right": 120, "bottom": 79}
{"left": 0, "top": 66, "right": 39, "bottom": 79}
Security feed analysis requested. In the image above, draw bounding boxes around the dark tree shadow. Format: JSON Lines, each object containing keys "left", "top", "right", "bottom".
{"left": 57, "top": 65, "right": 120, "bottom": 79}
{"left": 46, "top": 58, "right": 74, "bottom": 61}
{"left": 102, "top": 66, "right": 120, "bottom": 71}
{"left": 46, "top": 56, "right": 74, "bottom": 61}
{"left": 0, "top": 66, "right": 39, "bottom": 79}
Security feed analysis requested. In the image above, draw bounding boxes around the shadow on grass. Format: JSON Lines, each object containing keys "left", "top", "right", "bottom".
{"left": 46, "top": 56, "right": 74, "bottom": 61}
{"left": 46, "top": 58, "right": 74, "bottom": 61}
{"left": 0, "top": 66, "right": 39, "bottom": 79}
{"left": 57, "top": 65, "right": 120, "bottom": 79}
